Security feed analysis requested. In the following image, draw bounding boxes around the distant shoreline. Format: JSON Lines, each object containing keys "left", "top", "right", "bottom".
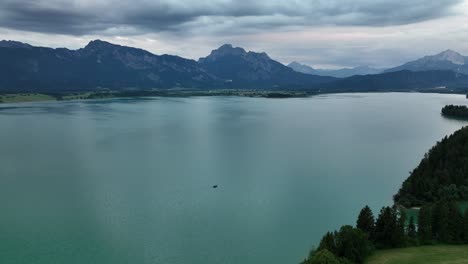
{"left": 0, "top": 89, "right": 467, "bottom": 104}
{"left": 0, "top": 90, "right": 308, "bottom": 104}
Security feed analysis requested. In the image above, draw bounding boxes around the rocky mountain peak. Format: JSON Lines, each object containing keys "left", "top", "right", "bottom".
{"left": 199, "top": 44, "right": 248, "bottom": 63}
{"left": 216, "top": 44, "right": 246, "bottom": 54}
{"left": 433, "top": 49, "right": 465, "bottom": 65}
{"left": 84, "top": 39, "right": 120, "bottom": 50}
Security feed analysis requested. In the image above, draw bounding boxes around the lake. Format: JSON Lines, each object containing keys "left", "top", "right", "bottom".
{"left": 0, "top": 93, "right": 467, "bottom": 264}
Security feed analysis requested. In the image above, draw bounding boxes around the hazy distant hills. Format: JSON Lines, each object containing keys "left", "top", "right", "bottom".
{"left": 0, "top": 40, "right": 468, "bottom": 93}
{"left": 385, "top": 50, "right": 468, "bottom": 75}
{"left": 288, "top": 62, "right": 384, "bottom": 78}
{"left": 320, "top": 70, "right": 468, "bottom": 93}
{"left": 289, "top": 49, "right": 468, "bottom": 78}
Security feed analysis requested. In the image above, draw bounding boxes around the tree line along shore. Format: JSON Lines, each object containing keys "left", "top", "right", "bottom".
{"left": 302, "top": 125, "right": 468, "bottom": 264}
{"left": 0, "top": 90, "right": 308, "bottom": 103}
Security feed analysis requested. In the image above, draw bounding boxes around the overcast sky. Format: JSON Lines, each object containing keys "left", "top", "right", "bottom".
{"left": 1, "top": 0, "right": 467, "bottom": 68}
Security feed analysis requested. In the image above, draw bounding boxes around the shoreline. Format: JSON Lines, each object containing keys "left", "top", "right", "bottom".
{"left": 0, "top": 89, "right": 467, "bottom": 104}
{"left": 0, "top": 90, "right": 310, "bottom": 104}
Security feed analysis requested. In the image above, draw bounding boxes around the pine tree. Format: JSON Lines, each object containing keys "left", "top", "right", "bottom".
{"left": 418, "top": 205, "right": 433, "bottom": 244}
{"left": 433, "top": 201, "right": 450, "bottom": 243}
{"left": 407, "top": 216, "right": 417, "bottom": 239}
{"left": 463, "top": 210, "right": 468, "bottom": 244}
{"left": 315, "top": 226, "right": 373, "bottom": 264}
{"left": 356, "top": 206, "right": 375, "bottom": 237}
{"left": 318, "top": 232, "right": 337, "bottom": 255}
{"left": 374, "top": 207, "right": 398, "bottom": 248}
{"left": 335, "top": 226, "right": 372, "bottom": 264}
{"left": 447, "top": 201, "right": 462, "bottom": 243}
{"left": 396, "top": 209, "right": 407, "bottom": 247}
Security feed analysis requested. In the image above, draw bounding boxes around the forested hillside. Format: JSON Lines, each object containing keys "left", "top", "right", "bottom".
{"left": 394, "top": 126, "right": 468, "bottom": 207}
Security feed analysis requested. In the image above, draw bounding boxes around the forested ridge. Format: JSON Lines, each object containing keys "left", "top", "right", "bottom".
{"left": 394, "top": 126, "right": 468, "bottom": 207}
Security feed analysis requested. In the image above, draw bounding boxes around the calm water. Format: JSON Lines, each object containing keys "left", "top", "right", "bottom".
{"left": 0, "top": 93, "right": 467, "bottom": 264}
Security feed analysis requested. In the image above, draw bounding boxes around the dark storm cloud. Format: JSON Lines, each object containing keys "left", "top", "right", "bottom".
{"left": 0, "top": 0, "right": 462, "bottom": 35}
{"left": 1, "top": 1, "right": 105, "bottom": 34}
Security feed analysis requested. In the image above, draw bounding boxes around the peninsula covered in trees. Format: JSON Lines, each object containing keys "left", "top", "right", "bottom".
{"left": 441, "top": 105, "right": 468, "bottom": 119}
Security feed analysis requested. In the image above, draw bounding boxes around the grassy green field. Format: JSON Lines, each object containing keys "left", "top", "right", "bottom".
{"left": 0, "top": 93, "right": 56, "bottom": 103}
{"left": 366, "top": 245, "right": 468, "bottom": 264}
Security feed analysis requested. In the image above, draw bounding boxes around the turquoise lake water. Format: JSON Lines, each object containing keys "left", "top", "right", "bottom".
{"left": 0, "top": 93, "right": 467, "bottom": 264}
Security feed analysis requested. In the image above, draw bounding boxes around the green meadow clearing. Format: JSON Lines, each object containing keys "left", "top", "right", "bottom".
{"left": 366, "top": 245, "right": 468, "bottom": 264}
{"left": 0, "top": 93, "right": 56, "bottom": 103}
{"left": 0, "top": 92, "right": 108, "bottom": 103}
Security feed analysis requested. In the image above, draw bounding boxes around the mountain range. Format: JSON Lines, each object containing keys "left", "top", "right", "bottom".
{"left": 0, "top": 40, "right": 217, "bottom": 91}
{"left": 288, "top": 62, "right": 384, "bottom": 78}
{"left": 385, "top": 49, "right": 468, "bottom": 75}
{"left": 0, "top": 40, "right": 332, "bottom": 92}
{"left": 0, "top": 40, "right": 468, "bottom": 94}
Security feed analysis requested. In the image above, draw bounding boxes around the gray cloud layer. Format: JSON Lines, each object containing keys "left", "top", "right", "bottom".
{"left": 0, "top": 0, "right": 462, "bottom": 35}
